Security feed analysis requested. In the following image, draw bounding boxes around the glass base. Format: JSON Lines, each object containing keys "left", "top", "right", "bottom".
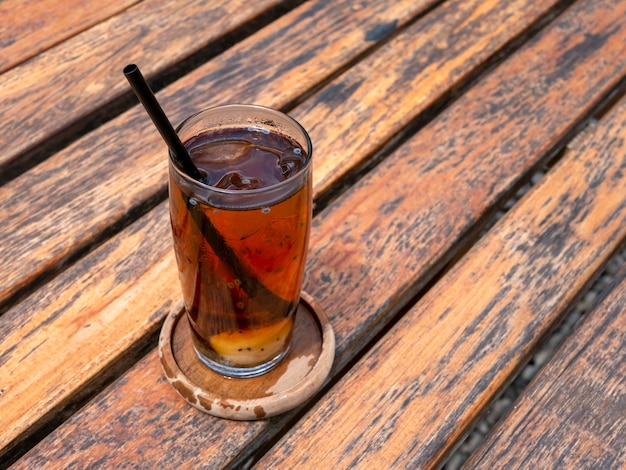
{"left": 193, "top": 344, "right": 290, "bottom": 378}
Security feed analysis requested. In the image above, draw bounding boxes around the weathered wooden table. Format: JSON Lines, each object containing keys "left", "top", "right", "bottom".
{"left": 1, "top": 0, "right": 625, "bottom": 468}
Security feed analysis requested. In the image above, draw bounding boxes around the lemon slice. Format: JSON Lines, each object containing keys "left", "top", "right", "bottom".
{"left": 209, "top": 317, "right": 293, "bottom": 366}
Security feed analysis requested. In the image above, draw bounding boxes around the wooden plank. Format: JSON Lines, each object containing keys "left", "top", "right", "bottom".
{"left": 254, "top": 69, "right": 626, "bottom": 470}
{"left": 0, "top": 0, "right": 443, "bottom": 307}
{"left": 0, "top": 0, "right": 286, "bottom": 178}
{"left": 10, "top": 0, "right": 626, "bottom": 466}
{"left": 464, "top": 269, "right": 626, "bottom": 469}
{"left": 0, "top": 0, "right": 140, "bottom": 74}
{"left": 0, "top": 204, "right": 178, "bottom": 464}
{"left": 291, "top": 0, "right": 563, "bottom": 197}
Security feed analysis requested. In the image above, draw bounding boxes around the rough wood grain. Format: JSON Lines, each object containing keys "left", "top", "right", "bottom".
{"left": 0, "top": 204, "right": 178, "bottom": 462}
{"left": 0, "top": 0, "right": 574, "bottom": 313}
{"left": 464, "top": 269, "right": 626, "bottom": 469}
{"left": 0, "top": 0, "right": 442, "bottom": 308}
{"left": 9, "top": 0, "right": 626, "bottom": 467}
{"left": 255, "top": 70, "right": 626, "bottom": 470}
{"left": 0, "top": 0, "right": 285, "bottom": 177}
{"left": 0, "top": 0, "right": 139, "bottom": 74}
{"left": 291, "top": 0, "right": 563, "bottom": 197}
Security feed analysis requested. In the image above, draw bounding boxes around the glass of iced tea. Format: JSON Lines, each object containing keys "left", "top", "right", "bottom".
{"left": 168, "top": 104, "right": 312, "bottom": 378}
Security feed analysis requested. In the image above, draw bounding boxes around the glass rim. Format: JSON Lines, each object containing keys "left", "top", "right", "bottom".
{"left": 169, "top": 103, "right": 313, "bottom": 196}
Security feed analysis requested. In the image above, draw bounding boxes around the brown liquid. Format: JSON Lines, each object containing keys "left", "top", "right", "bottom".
{"left": 169, "top": 127, "right": 311, "bottom": 369}
{"left": 186, "top": 126, "right": 305, "bottom": 189}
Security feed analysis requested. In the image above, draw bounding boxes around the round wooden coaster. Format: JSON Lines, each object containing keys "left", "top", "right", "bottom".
{"left": 158, "top": 292, "right": 335, "bottom": 420}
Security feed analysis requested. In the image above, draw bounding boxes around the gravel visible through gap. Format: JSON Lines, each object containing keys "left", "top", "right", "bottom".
{"left": 442, "top": 126, "right": 625, "bottom": 468}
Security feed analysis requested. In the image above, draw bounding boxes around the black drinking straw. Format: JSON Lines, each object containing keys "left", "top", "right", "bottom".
{"left": 123, "top": 64, "right": 203, "bottom": 181}
{"left": 122, "top": 64, "right": 292, "bottom": 316}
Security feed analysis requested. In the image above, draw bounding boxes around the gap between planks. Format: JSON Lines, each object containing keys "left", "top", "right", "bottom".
{"left": 0, "top": 0, "right": 307, "bottom": 184}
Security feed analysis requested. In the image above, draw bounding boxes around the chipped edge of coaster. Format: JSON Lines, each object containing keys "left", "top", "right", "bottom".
{"left": 158, "top": 292, "right": 335, "bottom": 420}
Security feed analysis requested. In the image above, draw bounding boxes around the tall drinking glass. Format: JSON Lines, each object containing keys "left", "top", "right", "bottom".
{"left": 168, "top": 104, "right": 312, "bottom": 378}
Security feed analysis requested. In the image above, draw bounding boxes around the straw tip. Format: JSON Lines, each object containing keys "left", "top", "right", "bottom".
{"left": 123, "top": 63, "right": 139, "bottom": 76}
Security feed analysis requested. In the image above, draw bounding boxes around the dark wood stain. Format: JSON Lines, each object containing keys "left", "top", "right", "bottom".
{"left": 365, "top": 20, "right": 398, "bottom": 41}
